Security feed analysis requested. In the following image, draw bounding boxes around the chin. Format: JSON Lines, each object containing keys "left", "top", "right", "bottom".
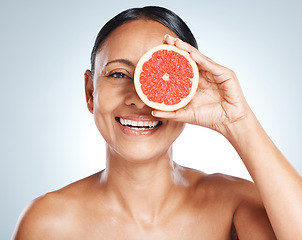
{"left": 109, "top": 141, "right": 171, "bottom": 163}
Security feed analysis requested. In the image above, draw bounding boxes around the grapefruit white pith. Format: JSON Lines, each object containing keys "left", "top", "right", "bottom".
{"left": 134, "top": 44, "right": 199, "bottom": 111}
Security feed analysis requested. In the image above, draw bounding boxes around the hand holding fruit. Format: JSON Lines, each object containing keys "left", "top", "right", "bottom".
{"left": 151, "top": 35, "right": 252, "bottom": 135}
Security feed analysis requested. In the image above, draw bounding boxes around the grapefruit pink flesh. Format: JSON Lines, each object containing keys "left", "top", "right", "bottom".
{"left": 134, "top": 44, "right": 199, "bottom": 111}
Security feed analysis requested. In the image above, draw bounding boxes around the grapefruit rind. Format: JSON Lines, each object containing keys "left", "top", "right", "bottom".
{"left": 134, "top": 44, "right": 199, "bottom": 111}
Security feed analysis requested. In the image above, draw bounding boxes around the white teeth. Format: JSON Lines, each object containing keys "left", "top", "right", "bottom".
{"left": 120, "top": 118, "right": 130, "bottom": 126}
{"left": 119, "top": 118, "right": 159, "bottom": 128}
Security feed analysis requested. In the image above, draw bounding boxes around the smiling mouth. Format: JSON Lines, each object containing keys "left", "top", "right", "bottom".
{"left": 115, "top": 117, "right": 162, "bottom": 130}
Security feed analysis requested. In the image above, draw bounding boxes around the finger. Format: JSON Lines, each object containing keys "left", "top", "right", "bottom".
{"left": 174, "top": 38, "right": 197, "bottom": 54}
{"left": 203, "top": 70, "right": 216, "bottom": 83}
{"left": 163, "top": 35, "right": 231, "bottom": 82}
{"left": 152, "top": 109, "right": 187, "bottom": 122}
{"left": 190, "top": 51, "right": 226, "bottom": 77}
{"left": 163, "top": 34, "right": 177, "bottom": 45}
{"left": 172, "top": 37, "right": 213, "bottom": 63}
{"left": 164, "top": 36, "right": 226, "bottom": 76}
{"left": 165, "top": 35, "right": 198, "bottom": 55}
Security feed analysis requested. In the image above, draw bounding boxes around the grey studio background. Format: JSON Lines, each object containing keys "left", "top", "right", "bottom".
{"left": 1, "top": 0, "right": 301, "bottom": 238}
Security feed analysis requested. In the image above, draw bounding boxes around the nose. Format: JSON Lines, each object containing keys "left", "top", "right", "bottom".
{"left": 124, "top": 84, "right": 146, "bottom": 109}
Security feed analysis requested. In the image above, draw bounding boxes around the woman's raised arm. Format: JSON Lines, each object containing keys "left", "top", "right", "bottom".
{"left": 152, "top": 34, "right": 302, "bottom": 240}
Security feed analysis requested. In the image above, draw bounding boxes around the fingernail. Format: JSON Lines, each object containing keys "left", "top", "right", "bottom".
{"left": 175, "top": 38, "right": 184, "bottom": 44}
{"left": 151, "top": 111, "right": 158, "bottom": 117}
{"left": 164, "top": 34, "right": 171, "bottom": 39}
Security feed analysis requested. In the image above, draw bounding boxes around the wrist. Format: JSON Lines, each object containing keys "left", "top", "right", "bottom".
{"left": 221, "top": 109, "right": 262, "bottom": 146}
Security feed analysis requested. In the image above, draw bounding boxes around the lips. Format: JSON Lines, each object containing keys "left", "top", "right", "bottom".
{"left": 116, "top": 117, "right": 162, "bottom": 131}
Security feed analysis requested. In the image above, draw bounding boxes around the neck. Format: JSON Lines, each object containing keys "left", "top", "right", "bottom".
{"left": 103, "top": 144, "right": 181, "bottom": 225}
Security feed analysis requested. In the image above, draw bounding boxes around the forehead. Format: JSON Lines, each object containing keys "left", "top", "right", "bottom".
{"left": 94, "top": 19, "right": 178, "bottom": 72}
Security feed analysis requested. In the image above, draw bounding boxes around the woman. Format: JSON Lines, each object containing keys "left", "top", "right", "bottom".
{"left": 13, "top": 6, "right": 302, "bottom": 239}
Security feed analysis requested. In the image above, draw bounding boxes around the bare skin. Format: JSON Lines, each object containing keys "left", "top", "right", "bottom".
{"left": 13, "top": 19, "right": 302, "bottom": 240}
{"left": 13, "top": 167, "right": 274, "bottom": 240}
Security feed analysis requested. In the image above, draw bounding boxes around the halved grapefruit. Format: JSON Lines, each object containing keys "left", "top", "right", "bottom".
{"left": 134, "top": 44, "right": 199, "bottom": 111}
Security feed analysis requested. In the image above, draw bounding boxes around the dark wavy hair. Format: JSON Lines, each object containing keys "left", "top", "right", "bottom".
{"left": 90, "top": 6, "right": 198, "bottom": 77}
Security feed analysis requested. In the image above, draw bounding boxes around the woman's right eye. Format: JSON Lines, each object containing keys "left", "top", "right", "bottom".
{"left": 108, "top": 72, "right": 130, "bottom": 79}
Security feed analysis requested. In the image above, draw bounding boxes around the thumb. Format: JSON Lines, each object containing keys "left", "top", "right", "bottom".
{"left": 152, "top": 109, "right": 189, "bottom": 122}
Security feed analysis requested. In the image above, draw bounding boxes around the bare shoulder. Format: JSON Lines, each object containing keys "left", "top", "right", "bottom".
{"left": 182, "top": 170, "right": 276, "bottom": 240}
{"left": 13, "top": 192, "right": 71, "bottom": 239}
{"left": 13, "top": 171, "right": 103, "bottom": 240}
{"left": 179, "top": 165, "right": 258, "bottom": 200}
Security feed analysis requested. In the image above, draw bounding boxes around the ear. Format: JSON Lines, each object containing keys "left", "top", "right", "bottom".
{"left": 84, "top": 69, "right": 94, "bottom": 114}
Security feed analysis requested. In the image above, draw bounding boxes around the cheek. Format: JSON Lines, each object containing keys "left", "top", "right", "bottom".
{"left": 169, "top": 122, "right": 186, "bottom": 141}
{"left": 92, "top": 83, "right": 124, "bottom": 141}
{"left": 94, "top": 83, "right": 123, "bottom": 113}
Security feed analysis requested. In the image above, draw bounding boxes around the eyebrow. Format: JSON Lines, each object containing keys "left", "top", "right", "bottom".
{"left": 105, "top": 59, "right": 135, "bottom": 67}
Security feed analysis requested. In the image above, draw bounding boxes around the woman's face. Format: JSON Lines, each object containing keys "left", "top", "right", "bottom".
{"left": 85, "top": 19, "right": 185, "bottom": 161}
